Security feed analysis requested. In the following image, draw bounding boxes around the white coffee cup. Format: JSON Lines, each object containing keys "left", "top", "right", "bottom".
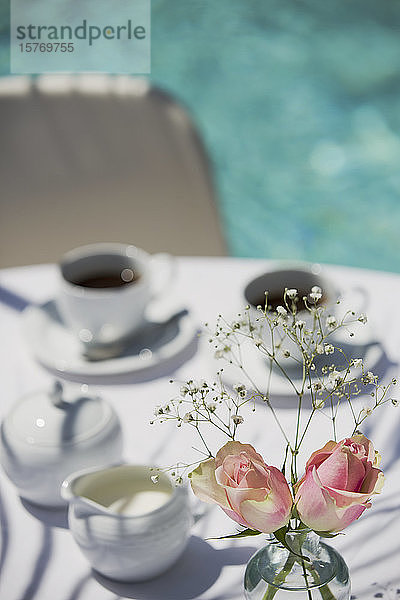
{"left": 58, "top": 243, "right": 173, "bottom": 355}
{"left": 243, "top": 264, "right": 338, "bottom": 362}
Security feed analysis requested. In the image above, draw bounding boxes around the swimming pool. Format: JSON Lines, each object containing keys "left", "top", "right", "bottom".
{"left": 2, "top": 0, "right": 400, "bottom": 271}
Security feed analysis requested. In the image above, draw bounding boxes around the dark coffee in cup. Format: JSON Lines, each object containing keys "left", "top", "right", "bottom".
{"left": 250, "top": 289, "right": 328, "bottom": 312}
{"left": 68, "top": 268, "right": 140, "bottom": 289}
{"left": 61, "top": 252, "right": 141, "bottom": 291}
{"left": 244, "top": 269, "right": 332, "bottom": 313}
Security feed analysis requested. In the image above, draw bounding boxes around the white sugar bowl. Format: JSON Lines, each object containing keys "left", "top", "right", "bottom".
{"left": 0, "top": 381, "right": 123, "bottom": 507}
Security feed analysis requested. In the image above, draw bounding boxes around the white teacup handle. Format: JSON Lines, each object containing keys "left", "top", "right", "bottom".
{"left": 149, "top": 253, "right": 176, "bottom": 298}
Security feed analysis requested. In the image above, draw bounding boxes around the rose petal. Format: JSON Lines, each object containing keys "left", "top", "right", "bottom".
{"left": 215, "top": 464, "right": 233, "bottom": 487}
{"left": 215, "top": 441, "right": 265, "bottom": 468}
{"left": 316, "top": 445, "right": 366, "bottom": 492}
{"left": 239, "top": 494, "right": 290, "bottom": 534}
{"left": 241, "top": 463, "right": 269, "bottom": 489}
{"left": 268, "top": 466, "right": 294, "bottom": 509}
{"left": 225, "top": 485, "right": 268, "bottom": 512}
{"left": 221, "top": 454, "right": 249, "bottom": 486}
{"left": 305, "top": 441, "right": 339, "bottom": 470}
{"left": 189, "top": 459, "right": 229, "bottom": 509}
{"left": 322, "top": 467, "right": 383, "bottom": 508}
{"left": 349, "top": 434, "right": 375, "bottom": 463}
{"left": 322, "top": 485, "right": 375, "bottom": 508}
{"left": 361, "top": 468, "right": 384, "bottom": 495}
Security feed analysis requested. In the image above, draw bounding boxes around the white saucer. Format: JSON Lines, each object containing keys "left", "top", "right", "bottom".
{"left": 22, "top": 300, "right": 198, "bottom": 379}
{"left": 220, "top": 324, "right": 384, "bottom": 400}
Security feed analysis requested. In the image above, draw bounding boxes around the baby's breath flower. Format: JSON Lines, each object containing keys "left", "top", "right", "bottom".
{"left": 391, "top": 398, "right": 398, "bottom": 406}
{"left": 234, "top": 383, "right": 246, "bottom": 393}
{"left": 234, "top": 383, "right": 247, "bottom": 398}
{"left": 151, "top": 474, "right": 160, "bottom": 483}
{"left": 313, "top": 381, "right": 323, "bottom": 392}
{"left": 182, "top": 412, "right": 194, "bottom": 423}
{"left": 276, "top": 306, "right": 287, "bottom": 317}
{"left": 154, "top": 406, "right": 164, "bottom": 416}
{"left": 311, "top": 286, "right": 322, "bottom": 294}
{"left": 358, "top": 314, "right": 368, "bottom": 325}
{"left": 316, "top": 344, "right": 324, "bottom": 355}
{"left": 326, "top": 315, "right": 337, "bottom": 329}
{"left": 207, "top": 403, "right": 217, "bottom": 412}
{"left": 232, "top": 415, "right": 244, "bottom": 425}
{"left": 310, "top": 286, "right": 322, "bottom": 302}
{"left": 286, "top": 288, "right": 298, "bottom": 300}
{"left": 310, "top": 293, "right": 321, "bottom": 303}
{"left": 296, "top": 320, "right": 305, "bottom": 329}
{"left": 364, "top": 371, "right": 377, "bottom": 384}
{"left": 324, "top": 344, "right": 335, "bottom": 355}
{"left": 328, "top": 370, "right": 342, "bottom": 387}
{"left": 282, "top": 350, "right": 291, "bottom": 358}
{"left": 351, "top": 358, "right": 363, "bottom": 368}
{"left": 180, "top": 385, "right": 189, "bottom": 396}
{"left": 214, "top": 350, "right": 224, "bottom": 359}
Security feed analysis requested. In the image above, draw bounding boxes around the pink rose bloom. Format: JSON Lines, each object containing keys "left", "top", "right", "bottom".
{"left": 295, "top": 434, "right": 384, "bottom": 533}
{"left": 189, "top": 441, "right": 292, "bottom": 533}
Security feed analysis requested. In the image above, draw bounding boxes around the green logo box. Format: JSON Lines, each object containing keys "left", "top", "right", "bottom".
{"left": 10, "top": 0, "right": 150, "bottom": 73}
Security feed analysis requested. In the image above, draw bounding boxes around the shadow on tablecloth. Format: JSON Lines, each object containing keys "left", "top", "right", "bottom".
{"left": 93, "top": 535, "right": 257, "bottom": 599}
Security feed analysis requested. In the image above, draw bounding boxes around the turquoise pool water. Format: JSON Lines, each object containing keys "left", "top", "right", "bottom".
{"left": 2, "top": 0, "right": 400, "bottom": 271}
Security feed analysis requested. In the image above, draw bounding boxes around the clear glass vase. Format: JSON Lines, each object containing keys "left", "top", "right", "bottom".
{"left": 244, "top": 529, "right": 351, "bottom": 600}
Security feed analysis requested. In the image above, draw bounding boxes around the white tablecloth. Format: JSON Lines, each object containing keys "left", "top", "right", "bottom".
{"left": 0, "top": 257, "right": 399, "bottom": 600}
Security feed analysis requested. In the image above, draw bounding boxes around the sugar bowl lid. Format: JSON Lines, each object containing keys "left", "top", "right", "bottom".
{"left": 5, "top": 381, "right": 115, "bottom": 447}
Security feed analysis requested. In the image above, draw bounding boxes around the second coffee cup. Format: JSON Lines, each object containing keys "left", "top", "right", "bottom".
{"left": 243, "top": 264, "right": 338, "bottom": 364}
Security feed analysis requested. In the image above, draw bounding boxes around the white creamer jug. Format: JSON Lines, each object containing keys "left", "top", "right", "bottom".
{"left": 61, "top": 463, "right": 193, "bottom": 581}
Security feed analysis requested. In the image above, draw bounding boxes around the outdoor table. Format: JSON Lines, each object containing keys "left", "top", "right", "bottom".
{"left": 0, "top": 257, "right": 399, "bottom": 600}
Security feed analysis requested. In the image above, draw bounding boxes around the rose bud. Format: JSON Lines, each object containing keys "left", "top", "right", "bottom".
{"left": 189, "top": 441, "right": 292, "bottom": 533}
{"left": 295, "top": 434, "right": 384, "bottom": 533}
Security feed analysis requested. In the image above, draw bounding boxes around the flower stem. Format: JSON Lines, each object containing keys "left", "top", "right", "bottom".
{"left": 304, "top": 555, "right": 337, "bottom": 600}
{"left": 261, "top": 532, "right": 338, "bottom": 600}
{"left": 261, "top": 553, "right": 297, "bottom": 600}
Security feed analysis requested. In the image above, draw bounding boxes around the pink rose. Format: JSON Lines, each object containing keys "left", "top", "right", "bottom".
{"left": 189, "top": 441, "right": 292, "bottom": 533}
{"left": 295, "top": 434, "right": 384, "bottom": 533}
